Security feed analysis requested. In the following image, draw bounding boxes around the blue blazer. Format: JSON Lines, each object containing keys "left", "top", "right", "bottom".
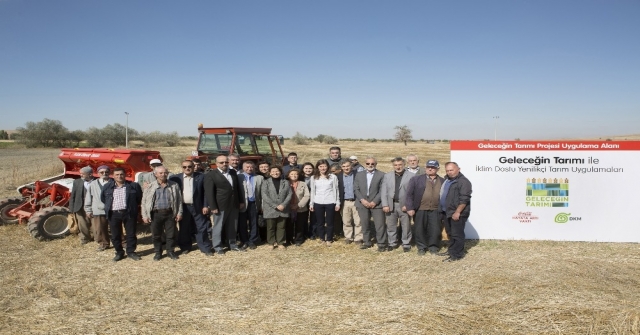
{"left": 101, "top": 180, "right": 142, "bottom": 220}
{"left": 169, "top": 172, "right": 207, "bottom": 212}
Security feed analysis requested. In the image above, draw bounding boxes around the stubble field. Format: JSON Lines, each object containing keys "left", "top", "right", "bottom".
{"left": 0, "top": 141, "right": 639, "bottom": 334}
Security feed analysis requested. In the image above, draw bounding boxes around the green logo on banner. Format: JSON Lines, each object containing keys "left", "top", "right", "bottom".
{"left": 555, "top": 213, "right": 571, "bottom": 223}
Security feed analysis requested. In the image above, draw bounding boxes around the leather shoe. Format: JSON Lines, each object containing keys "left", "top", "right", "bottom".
{"left": 181, "top": 249, "right": 191, "bottom": 255}
{"left": 248, "top": 244, "right": 257, "bottom": 250}
{"left": 216, "top": 250, "right": 225, "bottom": 255}
{"left": 377, "top": 246, "right": 387, "bottom": 252}
{"left": 112, "top": 253, "right": 125, "bottom": 262}
{"left": 442, "top": 256, "right": 461, "bottom": 262}
{"left": 417, "top": 249, "right": 426, "bottom": 256}
{"left": 402, "top": 246, "right": 411, "bottom": 253}
{"left": 153, "top": 253, "right": 162, "bottom": 261}
{"left": 128, "top": 252, "right": 141, "bottom": 261}
{"left": 203, "top": 251, "right": 214, "bottom": 256}
{"left": 436, "top": 252, "right": 449, "bottom": 257}
{"left": 387, "top": 246, "right": 394, "bottom": 252}
{"left": 344, "top": 239, "right": 353, "bottom": 245}
{"left": 167, "top": 252, "right": 179, "bottom": 260}
{"left": 360, "top": 243, "right": 372, "bottom": 250}
{"left": 230, "top": 247, "right": 246, "bottom": 252}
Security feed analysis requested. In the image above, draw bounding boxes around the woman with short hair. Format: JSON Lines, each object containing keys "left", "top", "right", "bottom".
{"left": 260, "top": 166, "right": 292, "bottom": 249}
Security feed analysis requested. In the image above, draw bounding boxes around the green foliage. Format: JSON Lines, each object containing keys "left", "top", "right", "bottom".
{"left": 138, "top": 131, "right": 182, "bottom": 147}
{"left": 84, "top": 123, "right": 139, "bottom": 147}
{"left": 314, "top": 134, "right": 327, "bottom": 143}
{"left": 324, "top": 135, "right": 338, "bottom": 144}
{"left": 291, "top": 132, "right": 309, "bottom": 145}
{"left": 0, "top": 130, "right": 8, "bottom": 140}
{"left": 16, "top": 119, "right": 80, "bottom": 148}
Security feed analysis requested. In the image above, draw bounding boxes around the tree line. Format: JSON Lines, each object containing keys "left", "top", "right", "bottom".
{"left": 11, "top": 119, "right": 183, "bottom": 148}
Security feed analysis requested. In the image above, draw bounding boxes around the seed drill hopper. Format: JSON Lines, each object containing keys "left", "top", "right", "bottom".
{"left": 0, "top": 148, "right": 162, "bottom": 240}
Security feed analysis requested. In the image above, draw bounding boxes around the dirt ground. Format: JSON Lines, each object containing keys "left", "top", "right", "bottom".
{"left": 0, "top": 142, "right": 639, "bottom": 334}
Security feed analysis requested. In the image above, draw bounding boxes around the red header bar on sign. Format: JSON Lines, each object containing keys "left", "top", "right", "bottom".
{"left": 450, "top": 141, "right": 640, "bottom": 151}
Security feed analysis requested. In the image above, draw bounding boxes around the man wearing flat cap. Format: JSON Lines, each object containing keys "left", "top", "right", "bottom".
{"left": 69, "top": 166, "right": 94, "bottom": 245}
{"left": 405, "top": 160, "right": 445, "bottom": 255}
{"left": 84, "top": 165, "right": 113, "bottom": 251}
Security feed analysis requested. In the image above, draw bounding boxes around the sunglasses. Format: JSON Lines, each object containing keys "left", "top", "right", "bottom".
{"left": 182, "top": 165, "right": 194, "bottom": 169}
{"left": 98, "top": 171, "right": 109, "bottom": 174}
{"left": 365, "top": 163, "right": 376, "bottom": 166}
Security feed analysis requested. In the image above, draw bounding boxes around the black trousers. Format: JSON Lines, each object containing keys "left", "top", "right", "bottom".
{"left": 443, "top": 214, "right": 468, "bottom": 259}
{"left": 108, "top": 210, "right": 137, "bottom": 255}
{"left": 179, "top": 204, "right": 212, "bottom": 253}
{"left": 151, "top": 210, "right": 176, "bottom": 252}
{"left": 238, "top": 201, "right": 260, "bottom": 245}
{"left": 414, "top": 210, "right": 442, "bottom": 252}
{"left": 287, "top": 210, "right": 308, "bottom": 244}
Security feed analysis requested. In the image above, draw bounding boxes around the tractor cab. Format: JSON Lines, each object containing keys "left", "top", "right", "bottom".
{"left": 192, "top": 126, "right": 285, "bottom": 168}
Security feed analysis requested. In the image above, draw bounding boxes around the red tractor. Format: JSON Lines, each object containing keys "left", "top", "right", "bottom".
{"left": 189, "top": 125, "right": 286, "bottom": 168}
{"left": 0, "top": 148, "right": 162, "bottom": 240}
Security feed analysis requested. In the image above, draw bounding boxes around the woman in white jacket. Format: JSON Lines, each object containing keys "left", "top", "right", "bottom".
{"left": 309, "top": 159, "right": 340, "bottom": 246}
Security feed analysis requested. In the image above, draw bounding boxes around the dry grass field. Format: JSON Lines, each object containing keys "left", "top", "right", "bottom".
{"left": 0, "top": 141, "right": 639, "bottom": 334}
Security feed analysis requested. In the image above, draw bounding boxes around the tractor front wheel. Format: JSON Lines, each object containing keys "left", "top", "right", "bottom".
{"left": 28, "top": 206, "right": 70, "bottom": 241}
{"left": 0, "top": 198, "right": 24, "bottom": 225}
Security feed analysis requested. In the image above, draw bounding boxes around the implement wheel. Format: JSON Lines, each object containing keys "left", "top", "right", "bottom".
{"left": 0, "top": 198, "right": 24, "bottom": 225}
{"left": 28, "top": 206, "right": 70, "bottom": 241}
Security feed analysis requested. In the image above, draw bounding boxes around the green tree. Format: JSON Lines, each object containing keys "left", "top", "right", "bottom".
{"left": 292, "top": 132, "right": 309, "bottom": 145}
{"left": 16, "top": 119, "right": 76, "bottom": 148}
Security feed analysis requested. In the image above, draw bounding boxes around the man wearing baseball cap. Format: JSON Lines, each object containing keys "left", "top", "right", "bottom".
{"left": 405, "top": 160, "right": 445, "bottom": 255}
{"left": 349, "top": 156, "right": 364, "bottom": 172}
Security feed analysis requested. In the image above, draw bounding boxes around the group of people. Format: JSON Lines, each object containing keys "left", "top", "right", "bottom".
{"left": 68, "top": 146, "right": 472, "bottom": 263}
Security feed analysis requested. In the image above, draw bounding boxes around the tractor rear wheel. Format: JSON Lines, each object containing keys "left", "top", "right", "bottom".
{"left": 0, "top": 198, "right": 24, "bottom": 225}
{"left": 28, "top": 206, "right": 70, "bottom": 241}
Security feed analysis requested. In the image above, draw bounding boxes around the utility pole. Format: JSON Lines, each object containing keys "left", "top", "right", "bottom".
{"left": 493, "top": 116, "right": 499, "bottom": 141}
{"left": 125, "top": 112, "right": 129, "bottom": 148}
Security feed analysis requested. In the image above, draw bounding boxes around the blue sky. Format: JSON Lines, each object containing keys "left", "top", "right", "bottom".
{"left": 1, "top": 1, "right": 638, "bottom": 140}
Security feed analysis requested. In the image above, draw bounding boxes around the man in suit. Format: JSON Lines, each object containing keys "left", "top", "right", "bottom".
{"left": 406, "top": 154, "right": 426, "bottom": 176}
{"left": 354, "top": 156, "right": 387, "bottom": 252}
{"left": 169, "top": 160, "right": 213, "bottom": 256}
{"left": 69, "top": 166, "right": 94, "bottom": 245}
{"left": 204, "top": 155, "right": 246, "bottom": 254}
{"left": 381, "top": 157, "right": 414, "bottom": 252}
{"left": 237, "top": 161, "right": 263, "bottom": 249}
{"left": 101, "top": 167, "right": 143, "bottom": 262}
{"left": 337, "top": 160, "right": 361, "bottom": 245}
{"left": 406, "top": 160, "right": 445, "bottom": 255}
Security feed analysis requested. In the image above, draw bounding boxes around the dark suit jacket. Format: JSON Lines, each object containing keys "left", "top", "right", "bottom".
{"left": 101, "top": 180, "right": 143, "bottom": 220}
{"left": 204, "top": 169, "right": 244, "bottom": 212}
{"left": 336, "top": 171, "right": 358, "bottom": 206}
{"left": 69, "top": 178, "right": 91, "bottom": 213}
{"left": 354, "top": 170, "right": 385, "bottom": 209}
{"left": 169, "top": 172, "right": 207, "bottom": 212}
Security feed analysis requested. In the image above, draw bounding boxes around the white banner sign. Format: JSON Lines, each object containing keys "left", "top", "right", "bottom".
{"left": 450, "top": 141, "right": 640, "bottom": 242}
